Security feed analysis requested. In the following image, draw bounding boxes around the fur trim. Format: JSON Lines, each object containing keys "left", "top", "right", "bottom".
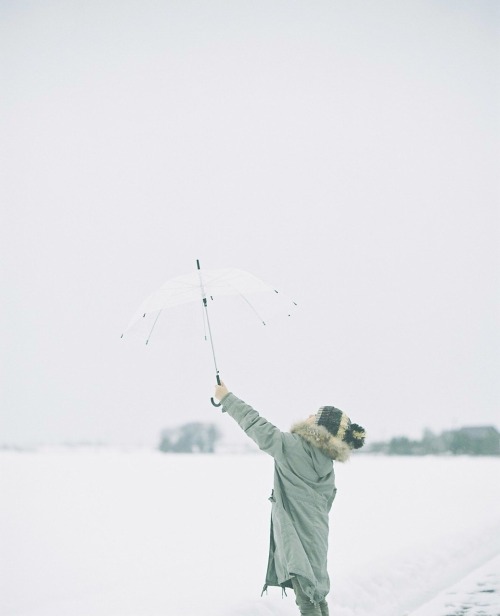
{"left": 290, "top": 421, "right": 352, "bottom": 462}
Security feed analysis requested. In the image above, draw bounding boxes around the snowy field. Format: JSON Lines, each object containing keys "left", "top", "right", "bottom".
{"left": 409, "top": 553, "right": 500, "bottom": 616}
{"left": 1, "top": 451, "right": 499, "bottom": 616}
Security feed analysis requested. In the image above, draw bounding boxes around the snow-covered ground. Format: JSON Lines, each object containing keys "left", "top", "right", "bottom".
{"left": 1, "top": 451, "right": 499, "bottom": 616}
{"left": 408, "top": 554, "right": 500, "bottom": 616}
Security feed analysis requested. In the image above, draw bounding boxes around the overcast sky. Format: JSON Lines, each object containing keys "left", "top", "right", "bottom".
{"left": 1, "top": 0, "right": 498, "bottom": 447}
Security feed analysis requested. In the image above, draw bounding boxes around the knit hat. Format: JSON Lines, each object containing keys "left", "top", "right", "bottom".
{"left": 316, "top": 406, "right": 366, "bottom": 450}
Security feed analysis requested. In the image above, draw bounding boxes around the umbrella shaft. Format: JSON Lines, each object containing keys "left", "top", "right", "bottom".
{"left": 202, "top": 297, "right": 219, "bottom": 379}
{"left": 197, "top": 260, "right": 220, "bottom": 383}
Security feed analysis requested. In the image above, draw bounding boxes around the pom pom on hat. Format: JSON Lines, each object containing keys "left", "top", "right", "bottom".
{"left": 316, "top": 406, "right": 366, "bottom": 450}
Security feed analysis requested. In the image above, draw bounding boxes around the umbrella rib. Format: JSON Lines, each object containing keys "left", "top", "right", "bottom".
{"left": 145, "top": 310, "right": 163, "bottom": 345}
{"left": 236, "top": 291, "right": 267, "bottom": 325}
{"left": 205, "top": 276, "right": 280, "bottom": 325}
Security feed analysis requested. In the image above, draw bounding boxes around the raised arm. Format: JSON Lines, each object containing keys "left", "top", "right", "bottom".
{"left": 214, "top": 383, "right": 285, "bottom": 460}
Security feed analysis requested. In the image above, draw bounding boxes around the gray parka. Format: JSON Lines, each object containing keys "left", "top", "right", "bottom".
{"left": 221, "top": 393, "right": 352, "bottom": 605}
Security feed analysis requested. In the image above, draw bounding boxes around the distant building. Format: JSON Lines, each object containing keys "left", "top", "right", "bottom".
{"left": 445, "top": 426, "right": 500, "bottom": 456}
{"left": 365, "top": 425, "right": 500, "bottom": 456}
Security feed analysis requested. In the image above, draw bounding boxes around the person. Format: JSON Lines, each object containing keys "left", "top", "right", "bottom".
{"left": 213, "top": 382, "right": 366, "bottom": 616}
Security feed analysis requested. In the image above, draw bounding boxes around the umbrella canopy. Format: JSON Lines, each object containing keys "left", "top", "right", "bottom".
{"left": 122, "top": 261, "right": 296, "bottom": 404}
{"left": 123, "top": 266, "right": 294, "bottom": 334}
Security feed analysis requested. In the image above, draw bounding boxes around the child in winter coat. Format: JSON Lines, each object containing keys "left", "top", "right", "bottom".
{"left": 213, "top": 382, "right": 366, "bottom": 616}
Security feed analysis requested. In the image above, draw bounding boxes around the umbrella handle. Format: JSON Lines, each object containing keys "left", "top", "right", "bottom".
{"left": 211, "top": 373, "right": 222, "bottom": 407}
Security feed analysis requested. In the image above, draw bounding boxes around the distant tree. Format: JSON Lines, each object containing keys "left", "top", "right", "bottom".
{"left": 421, "top": 428, "right": 444, "bottom": 455}
{"left": 448, "top": 430, "right": 470, "bottom": 455}
{"left": 159, "top": 422, "right": 222, "bottom": 453}
{"left": 365, "top": 440, "right": 389, "bottom": 454}
{"left": 387, "top": 436, "right": 422, "bottom": 456}
{"left": 388, "top": 437, "right": 402, "bottom": 455}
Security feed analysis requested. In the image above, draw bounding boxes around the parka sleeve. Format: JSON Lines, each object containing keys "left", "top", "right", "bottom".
{"left": 220, "top": 393, "right": 285, "bottom": 460}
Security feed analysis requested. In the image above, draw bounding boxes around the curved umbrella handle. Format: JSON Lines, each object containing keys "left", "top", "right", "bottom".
{"left": 211, "top": 373, "right": 223, "bottom": 407}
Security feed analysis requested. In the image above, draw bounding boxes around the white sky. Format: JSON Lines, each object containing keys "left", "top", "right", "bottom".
{"left": 1, "top": 0, "right": 498, "bottom": 447}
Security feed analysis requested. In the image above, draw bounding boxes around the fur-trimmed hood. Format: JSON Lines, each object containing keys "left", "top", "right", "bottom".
{"left": 290, "top": 420, "right": 352, "bottom": 462}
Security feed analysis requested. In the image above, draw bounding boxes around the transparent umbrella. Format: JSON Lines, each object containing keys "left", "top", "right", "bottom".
{"left": 122, "top": 260, "right": 297, "bottom": 405}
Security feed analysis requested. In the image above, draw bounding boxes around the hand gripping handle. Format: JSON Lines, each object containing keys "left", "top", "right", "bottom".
{"left": 211, "top": 373, "right": 222, "bottom": 407}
